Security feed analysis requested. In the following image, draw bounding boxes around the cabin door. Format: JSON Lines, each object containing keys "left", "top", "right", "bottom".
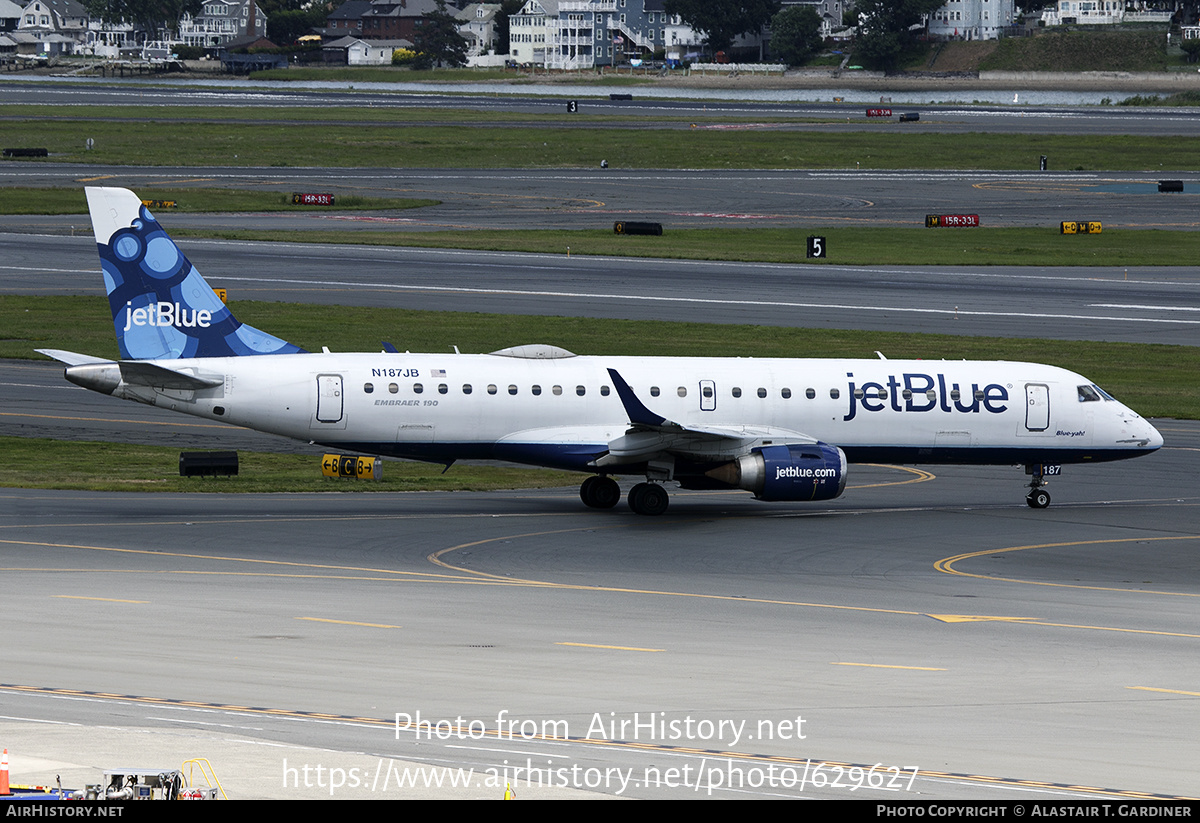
{"left": 1024, "top": 383, "right": 1050, "bottom": 432}
{"left": 315, "top": 374, "right": 344, "bottom": 424}
{"left": 699, "top": 380, "right": 716, "bottom": 411}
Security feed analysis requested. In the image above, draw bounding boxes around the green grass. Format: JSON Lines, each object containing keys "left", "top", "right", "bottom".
{"left": 1117, "top": 90, "right": 1200, "bottom": 107}
{"left": 979, "top": 29, "right": 1168, "bottom": 73}
{"left": 0, "top": 187, "right": 438, "bottom": 215}
{"left": 6, "top": 113, "right": 1200, "bottom": 169}
{"left": 0, "top": 436, "right": 577, "bottom": 492}
{"left": 171, "top": 226, "right": 1200, "bottom": 267}
{"left": 6, "top": 296, "right": 1197, "bottom": 419}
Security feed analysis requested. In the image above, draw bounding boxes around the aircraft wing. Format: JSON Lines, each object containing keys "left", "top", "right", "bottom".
{"left": 595, "top": 368, "right": 819, "bottom": 466}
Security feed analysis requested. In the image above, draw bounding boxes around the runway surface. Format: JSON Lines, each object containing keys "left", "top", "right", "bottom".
{"left": 6, "top": 78, "right": 1200, "bottom": 135}
{"left": 2, "top": 437, "right": 1198, "bottom": 799}
{"left": 2, "top": 96, "right": 1199, "bottom": 799}
{"left": 4, "top": 228, "right": 1200, "bottom": 346}
{"left": 3, "top": 164, "right": 1200, "bottom": 234}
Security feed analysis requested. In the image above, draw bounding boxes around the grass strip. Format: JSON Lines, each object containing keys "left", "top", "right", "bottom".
{"left": 4, "top": 296, "right": 1195, "bottom": 419}
{"left": 171, "top": 226, "right": 1200, "bottom": 267}
{"left": 0, "top": 436, "right": 576, "bottom": 492}
{"left": 4, "top": 116, "right": 1200, "bottom": 169}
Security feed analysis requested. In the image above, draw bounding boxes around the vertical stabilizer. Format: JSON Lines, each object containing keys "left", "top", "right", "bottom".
{"left": 86, "top": 187, "right": 304, "bottom": 360}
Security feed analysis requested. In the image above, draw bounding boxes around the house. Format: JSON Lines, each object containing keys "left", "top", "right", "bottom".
{"left": 509, "top": 0, "right": 704, "bottom": 69}
{"left": 927, "top": 0, "right": 1015, "bottom": 41}
{"left": 779, "top": 0, "right": 843, "bottom": 37}
{"left": 0, "top": 0, "right": 23, "bottom": 32}
{"left": 1038, "top": 1, "right": 1172, "bottom": 27}
{"left": 322, "top": 34, "right": 411, "bottom": 63}
{"left": 326, "top": 0, "right": 372, "bottom": 36}
{"left": 179, "top": 0, "right": 268, "bottom": 48}
{"left": 455, "top": 2, "right": 500, "bottom": 56}
{"left": 324, "top": 0, "right": 441, "bottom": 43}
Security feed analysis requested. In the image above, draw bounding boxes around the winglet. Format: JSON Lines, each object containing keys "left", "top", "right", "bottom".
{"left": 606, "top": 368, "right": 679, "bottom": 430}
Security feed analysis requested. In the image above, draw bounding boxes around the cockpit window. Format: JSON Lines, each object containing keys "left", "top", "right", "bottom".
{"left": 1078, "top": 385, "right": 1101, "bottom": 402}
{"left": 1093, "top": 384, "right": 1116, "bottom": 401}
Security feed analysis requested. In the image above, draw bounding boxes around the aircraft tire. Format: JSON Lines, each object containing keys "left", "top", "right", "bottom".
{"left": 1026, "top": 489, "right": 1051, "bottom": 509}
{"left": 628, "top": 482, "right": 669, "bottom": 516}
{"left": 580, "top": 476, "right": 620, "bottom": 509}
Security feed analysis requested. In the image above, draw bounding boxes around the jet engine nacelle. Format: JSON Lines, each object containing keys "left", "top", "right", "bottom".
{"left": 707, "top": 443, "right": 847, "bottom": 501}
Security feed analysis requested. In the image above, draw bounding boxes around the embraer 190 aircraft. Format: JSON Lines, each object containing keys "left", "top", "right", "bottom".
{"left": 39, "top": 187, "right": 1162, "bottom": 515}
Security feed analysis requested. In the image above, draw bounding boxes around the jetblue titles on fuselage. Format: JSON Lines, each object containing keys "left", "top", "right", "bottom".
{"left": 843, "top": 372, "right": 1008, "bottom": 422}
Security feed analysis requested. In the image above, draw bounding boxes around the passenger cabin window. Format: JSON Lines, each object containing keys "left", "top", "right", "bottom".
{"left": 389, "top": 383, "right": 398, "bottom": 394}
{"left": 732, "top": 387, "right": 742, "bottom": 398}
{"left": 805, "top": 388, "right": 815, "bottom": 399}
{"left": 677, "top": 387, "right": 687, "bottom": 397}
{"left": 438, "top": 384, "right": 448, "bottom": 394}
{"left": 508, "top": 385, "right": 518, "bottom": 395}
{"left": 781, "top": 388, "right": 791, "bottom": 399}
{"left": 413, "top": 383, "right": 423, "bottom": 394}
{"left": 553, "top": 385, "right": 563, "bottom": 396}
{"left": 487, "top": 384, "right": 497, "bottom": 395}
{"left": 364, "top": 383, "right": 374, "bottom": 393}
{"left": 830, "top": 388, "right": 840, "bottom": 399}
{"left": 757, "top": 388, "right": 767, "bottom": 398}
{"left": 650, "top": 386, "right": 660, "bottom": 397}
{"left": 463, "top": 384, "right": 472, "bottom": 394}
{"left": 601, "top": 386, "right": 610, "bottom": 396}
{"left": 1078, "top": 385, "right": 1101, "bottom": 402}
{"left": 576, "top": 385, "right": 586, "bottom": 396}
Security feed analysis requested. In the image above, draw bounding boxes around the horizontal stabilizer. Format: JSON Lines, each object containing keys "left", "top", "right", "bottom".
{"left": 37, "top": 348, "right": 114, "bottom": 367}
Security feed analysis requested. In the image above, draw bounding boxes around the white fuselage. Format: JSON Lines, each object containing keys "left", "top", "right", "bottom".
{"left": 108, "top": 351, "right": 1162, "bottom": 472}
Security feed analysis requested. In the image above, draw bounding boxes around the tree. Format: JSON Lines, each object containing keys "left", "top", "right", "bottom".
{"left": 268, "top": 7, "right": 328, "bottom": 44}
{"left": 84, "top": 0, "right": 203, "bottom": 39}
{"left": 663, "top": 0, "right": 781, "bottom": 56}
{"left": 412, "top": 0, "right": 469, "bottom": 68}
{"left": 769, "top": 4, "right": 821, "bottom": 66}
{"left": 852, "top": 0, "right": 944, "bottom": 72}
{"left": 494, "top": 0, "right": 524, "bottom": 56}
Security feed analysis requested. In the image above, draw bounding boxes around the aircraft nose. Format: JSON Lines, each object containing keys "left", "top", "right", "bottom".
{"left": 1145, "top": 419, "right": 1164, "bottom": 450}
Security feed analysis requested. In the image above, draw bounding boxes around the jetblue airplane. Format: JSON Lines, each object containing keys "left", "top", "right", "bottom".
{"left": 39, "top": 187, "right": 1162, "bottom": 514}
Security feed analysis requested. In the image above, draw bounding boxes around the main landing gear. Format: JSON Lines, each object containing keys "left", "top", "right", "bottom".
{"left": 580, "top": 475, "right": 620, "bottom": 509}
{"left": 579, "top": 476, "right": 670, "bottom": 515}
{"left": 1025, "top": 464, "right": 1056, "bottom": 509}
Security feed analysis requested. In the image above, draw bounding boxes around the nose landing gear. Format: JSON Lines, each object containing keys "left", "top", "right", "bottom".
{"left": 1025, "top": 464, "right": 1059, "bottom": 509}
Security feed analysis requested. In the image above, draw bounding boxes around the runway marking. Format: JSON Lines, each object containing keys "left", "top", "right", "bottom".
{"left": 0, "top": 683, "right": 1192, "bottom": 801}
{"left": 1127, "top": 686, "right": 1200, "bottom": 698}
{"left": 54, "top": 595, "right": 148, "bottom": 604}
{"left": 555, "top": 642, "right": 664, "bottom": 652}
{"left": 145, "top": 178, "right": 214, "bottom": 185}
{"left": 830, "top": 662, "right": 945, "bottom": 671}
{"left": 1092, "top": 303, "right": 1200, "bottom": 312}
{"left": 925, "top": 614, "right": 1037, "bottom": 623}
{"left": 75, "top": 175, "right": 116, "bottom": 182}
{"left": 219, "top": 275, "right": 1200, "bottom": 326}
{"left": 296, "top": 617, "right": 401, "bottom": 629}
{"left": 0, "top": 411, "right": 246, "bottom": 430}
{"left": 935, "top": 536, "right": 1200, "bottom": 598}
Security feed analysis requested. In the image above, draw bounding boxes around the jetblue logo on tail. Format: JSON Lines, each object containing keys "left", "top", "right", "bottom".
{"left": 88, "top": 187, "right": 304, "bottom": 361}
{"left": 123, "top": 301, "right": 213, "bottom": 332}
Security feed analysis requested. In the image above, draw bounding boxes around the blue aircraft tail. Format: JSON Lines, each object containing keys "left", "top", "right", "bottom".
{"left": 86, "top": 187, "right": 304, "bottom": 360}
